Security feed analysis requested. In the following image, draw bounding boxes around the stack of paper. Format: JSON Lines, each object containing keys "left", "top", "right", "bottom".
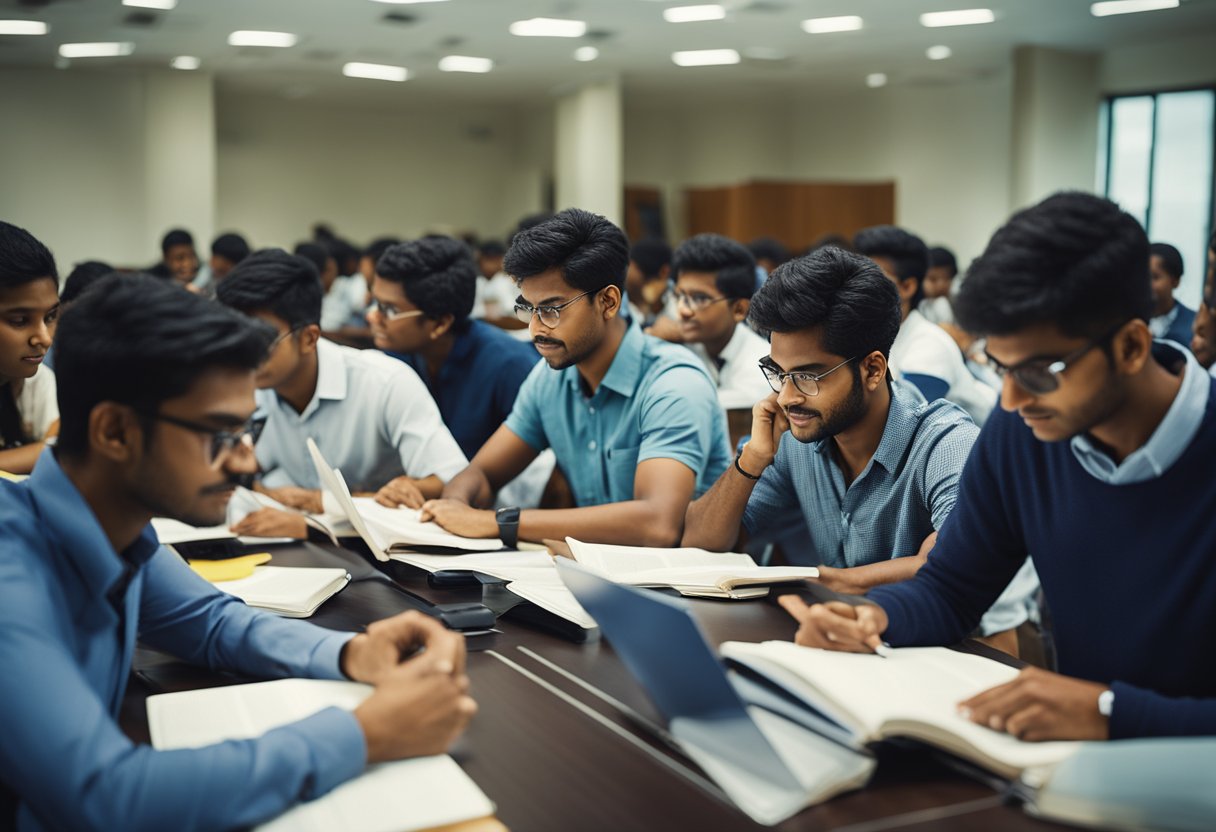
{"left": 214, "top": 566, "right": 351, "bottom": 618}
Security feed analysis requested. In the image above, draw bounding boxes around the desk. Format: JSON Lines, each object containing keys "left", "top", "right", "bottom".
{"left": 124, "top": 542, "right": 1070, "bottom": 832}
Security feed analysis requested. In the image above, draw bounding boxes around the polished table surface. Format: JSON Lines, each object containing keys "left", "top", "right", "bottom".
{"left": 125, "top": 542, "right": 1073, "bottom": 832}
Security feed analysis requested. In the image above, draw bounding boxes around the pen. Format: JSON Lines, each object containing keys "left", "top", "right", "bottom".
{"left": 873, "top": 641, "right": 893, "bottom": 659}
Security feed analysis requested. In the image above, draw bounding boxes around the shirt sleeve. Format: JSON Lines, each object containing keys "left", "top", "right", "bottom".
{"left": 503, "top": 359, "right": 551, "bottom": 453}
{"left": 1108, "top": 682, "right": 1216, "bottom": 739}
{"left": 379, "top": 363, "right": 468, "bottom": 483}
{"left": 493, "top": 346, "right": 540, "bottom": 429}
{"left": 635, "top": 364, "right": 722, "bottom": 477}
{"left": 920, "top": 414, "right": 980, "bottom": 530}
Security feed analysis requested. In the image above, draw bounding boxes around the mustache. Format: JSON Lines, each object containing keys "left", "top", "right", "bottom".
{"left": 200, "top": 472, "right": 256, "bottom": 495}
{"left": 533, "top": 336, "right": 565, "bottom": 348}
{"left": 785, "top": 406, "right": 820, "bottom": 419}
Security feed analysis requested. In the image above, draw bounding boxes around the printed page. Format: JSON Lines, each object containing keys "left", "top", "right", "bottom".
{"left": 566, "top": 538, "right": 755, "bottom": 580}
{"left": 355, "top": 499, "right": 504, "bottom": 552}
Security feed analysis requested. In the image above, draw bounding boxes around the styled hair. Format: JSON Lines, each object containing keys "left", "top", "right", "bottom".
{"left": 60, "top": 260, "right": 114, "bottom": 305}
{"left": 629, "top": 238, "right": 672, "bottom": 280}
{"left": 216, "top": 248, "right": 323, "bottom": 328}
{"left": 854, "top": 225, "right": 931, "bottom": 308}
{"left": 955, "top": 191, "right": 1153, "bottom": 338}
{"left": 0, "top": 221, "right": 58, "bottom": 289}
{"left": 503, "top": 208, "right": 629, "bottom": 294}
{"left": 375, "top": 237, "right": 477, "bottom": 325}
{"left": 211, "top": 232, "right": 251, "bottom": 265}
{"left": 672, "top": 233, "right": 757, "bottom": 300}
{"left": 363, "top": 236, "right": 401, "bottom": 263}
{"left": 1149, "top": 242, "right": 1184, "bottom": 281}
{"left": 55, "top": 273, "right": 272, "bottom": 458}
{"left": 160, "top": 228, "right": 194, "bottom": 255}
{"left": 929, "top": 246, "right": 958, "bottom": 276}
{"left": 748, "top": 237, "right": 791, "bottom": 267}
{"left": 293, "top": 242, "right": 330, "bottom": 277}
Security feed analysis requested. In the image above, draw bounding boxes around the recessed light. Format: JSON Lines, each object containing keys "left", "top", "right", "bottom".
{"left": 0, "top": 20, "right": 48, "bottom": 35}
{"left": 1090, "top": 0, "right": 1178, "bottom": 15}
{"left": 574, "top": 46, "right": 599, "bottom": 62}
{"left": 508, "top": 18, "right": 587, "bottom": 37}
{"left": 926, "top": 45, "right": 953, "bottom": 60}
{"left": 919, "top": 9, "right": 995, "bottom": 27}
{"left": 438, "top": 55, "right": 493, "bottom": 73}
{"left": 663, "top": 5, "right": 726, "bottom": 23}
{"left": 801, "top": 15, "right": 864, "bottom": 34}
{"left": 866, "top": 73, "right": 888, "bottom": 88}
{"left": 58, "top": 42, "right": 134, "bottom": 58}
{"left": 672, "top": 49, "right": 740, "bottom": 67}
{"left": 228, "top": 30, "right": 297, "bottom": 48}
{"left": 343, "top": 62, "right": 410, "bottom": 82}
{"left": 171, "top": 55, "right": 200, "bottom": 70}
{"left": 123, "top": 0, "right": 177, "bottom": 9}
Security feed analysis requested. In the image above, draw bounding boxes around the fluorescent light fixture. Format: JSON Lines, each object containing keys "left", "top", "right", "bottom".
{"left": 508, "top": 17, "right": 587, "bottom": 37}
{"left": 919, "top": 8, "right": 995, "bottom": 27}
{"left": 343, "top": 61, "right": 409, "bottom": 81}
{"left": 227, "top": 30, "right": 297, "bottom": 48}
{"left": 58, "top": 42, "right": 134, "bottom": 58}
{"left": 801, "top": 15, "right": 864, "bottom": 34}
{"left": 663, "top": 4, "right": 726, "bottom": 23}
{"left": 574, "top": 46, "right": 599, "bottom": 62}
{"left": 671, "top": 48, "right": 740, "bottom": 67}
{"left": 866, "top": 73, "right": 888, "bottom": 88}
{"left": 926, "top": 45, "right": 953, "bottom": 60}
{"left": 369, "top": 0, "right": 449, "bottom": 3}
{"left": 0, "top": 20, "right": 48, "bottom": 35}
{"left": 438, "top": 55, "right": 494, "bottom": 73}
{"left": 171, "top": 55, "right": 200, "bottom": 70}
{"left": 1091, "top": 0, "right": 1178, "bottom": 15}
{"left": 123, "top": 0, "right": 178, "bottom": 9}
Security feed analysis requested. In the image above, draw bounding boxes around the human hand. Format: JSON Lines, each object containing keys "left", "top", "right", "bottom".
{"left": 741, "top": 393, "right": 790, "bottom": 472}
{"left": 418, "top": 499, "right": 498, "bottom": 539}
{"left": 374, "top": 476, "right": 427, "bottom": 509}
{"left": 229, "top": 508, "right": 308, "bottom": 539}
{"left": 957, "top": 666, "right": 1110, "bottom": 742}
{"left": 264, "top": 486, "right": 324, "bottom": 514}
{"left": 812, "top": 566, "right": 869, "bottom": 597}
{"left": 777, "top": 596, "right": 889, "bottom": 652}
{"left": 354, "top": 654, "right": 476, "bottom": 762}
{"left": 342, "top": 610, "right": 466, "bottom": 684}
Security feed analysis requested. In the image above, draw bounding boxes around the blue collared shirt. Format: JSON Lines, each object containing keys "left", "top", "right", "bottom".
{"left": 0, "top": 449, "right": 365, "bottom": 832}
{"left": 505, "top": 323, "right": 731, "bottom": 505}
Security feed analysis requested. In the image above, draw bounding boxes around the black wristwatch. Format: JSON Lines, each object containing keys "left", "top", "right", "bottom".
{"left": 496, "top": 506, "right": 521, "bottom": 549}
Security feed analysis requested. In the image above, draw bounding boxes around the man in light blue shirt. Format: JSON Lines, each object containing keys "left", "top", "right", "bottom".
{"left": 0, "top": 274, "right": 474, "bottom": 831}
{"left": 420, "top": 209, "right": 730, "bottom": 548}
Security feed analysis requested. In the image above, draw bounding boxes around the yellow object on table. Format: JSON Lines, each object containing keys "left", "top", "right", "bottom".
{"left": 188, "top": 552, "right": 272, "bottom": 582}
{"left": 0, "top": 470, "right": 28, "bottom": 482}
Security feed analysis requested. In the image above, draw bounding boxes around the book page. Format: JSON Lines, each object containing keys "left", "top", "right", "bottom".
{"left": 355, "top": 499, "right": 504, "bottom": 552}
{"left": 215, "top": 566, "right": 349, "bottom": 614}
{"left": 566, "top": 538, "right": 756, "bottom": 579}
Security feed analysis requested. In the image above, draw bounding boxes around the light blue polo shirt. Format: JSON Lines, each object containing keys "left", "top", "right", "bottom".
{"left": 505, "top": 323, "right": 731, "bottom": 506}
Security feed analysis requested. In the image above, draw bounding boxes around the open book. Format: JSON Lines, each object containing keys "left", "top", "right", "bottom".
{"left": 720, "top": 640, "right": 1081, "bottom": 780}
{"left": 565, "top": 538, "right": 819, "bottom": 599}
{"left": 212, "top": 566, "right": 351, "bottom": 618}
{"left": 147, "top": 678, "right": 496, "bottom": 832}
{"left": 151, "top": 515, "right": 294, "bottom": 547}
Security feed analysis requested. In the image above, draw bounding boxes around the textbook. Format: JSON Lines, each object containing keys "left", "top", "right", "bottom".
{"left": 720, "top": 640, "right": 1081, "bottom": 780}
{"left": 148, "top": 679, "right": 496, "bottom": 832}
{"left": 211, "top": 565, "right": 351, "bottom": 618}
{"left": 151, "top": 515, "right": 294, "bottom": 547}
{"left": 565, "top": 538, "right": 819, "bottom": 599}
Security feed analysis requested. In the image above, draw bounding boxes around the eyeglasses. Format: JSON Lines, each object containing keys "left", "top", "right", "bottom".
{"left": 267, "top": 327, "right": 300, "bottom": 352}
{"left": 370, "top": 298, "right": 426, "bottom": 322}
{"left": 759, "top": 356, "right": 855, "bottom": 397}
{"left": 665, "top": 289, "right": 732, "bottom": 312}
{"left": 151, "top": 413, "right": 266, "bottom": 466}
{"left": 514, "top": 289, "right": 596, "bottom": 328}
{"left": 985, "top": 321, "right": 1127, "bottom": 395}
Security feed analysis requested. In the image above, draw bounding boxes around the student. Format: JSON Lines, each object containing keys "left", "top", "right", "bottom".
{"left": 1192, "top": 230, "right": 1216, "bottom": 372}
{"left": 624, "top": 238, "right": 672, "bottom": 328}
{"left": 1147, "top": 242, "right": 1195, "bottom": 346}
{"left": 419, "top": 208, "right": 731, "bottom": 548}
{"left": 148, "top": 228, "right": 200, "bottom": 285}
{"left": 59, "top": 260, "right": 115, "bottom": 305}
{"left": 471, "top": 239, "right": 516, "bottom": 320}
{"left": 192, "top": 232, "right": 252, "bottom": 296}
{"left": 784, "top": 193, "right": 1216, "bottom": 742}
{"left": 918, "top": 245, "right": 957, "bottom": 325}
{"left": 0, "top": 273, "right": 474, "bottom": 831}
{"left": 748, "top": 237, "right": 790, "bottom": 276}
{"left": 215, "top": 249, "right": 466, "bottom": 538}
{"left": 294, "top": 241, "right": 349, "bottom": 332}
{"left": 670, "top": 233, "right": 771, "bottom": 410}
{"left": 855, "top": 225, "right": 996, "bottom": 425}
{"left": 0, "top": 222, "right": 60, "bottom": 475}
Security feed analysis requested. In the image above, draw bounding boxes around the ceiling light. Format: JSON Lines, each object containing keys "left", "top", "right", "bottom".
{"left": 369, "top": 0, "right": 449, "bottom": 3}
{"left": 919, "top": 9, "right": 995, "bottom": 27}
{"left": 508, "top": 18, "right": 587, "bottom": 37}
{"left": 58, "top": 42, "right": 134, "bottom": 58}
{"left": 0, "top": 20, "right": 48, "bottom": 35}
{"left": 926, "top": 45, "right": 953, "bottom": 60}
{"left": 574, "top": 46, "right": 599, "bottom": 62}
{"left": 343, "top": 62, "right": 410, "bottom": 81}
{"left": 866, "top": 73, "right": 888, "bottom": 88}
{"left": 439, "top": 55, "right": 493, "bottom": 73}
{"left": 672, "top": 49, "right": 740, "bottom": 67}
{"left": 171, "top": 55, "right": 200, "bottom": 70}
{"left": 227, "top": 30, "right": 297, "bottom": 48}
{"left": 801, "top": 15, "right": 864, "bottom": 34}
{"left": 1090, "top": 0, "right": 1178, "bottom": 15}
{"left": 123, "top": 0, "right": 177, "bottom": 9}
{"left": 663, "top": 5, "right": 726, "bottom": 23}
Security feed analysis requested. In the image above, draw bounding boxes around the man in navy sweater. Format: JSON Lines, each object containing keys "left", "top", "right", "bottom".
{"left": 780, "top": 192, "right": 1216, "bottom": 742}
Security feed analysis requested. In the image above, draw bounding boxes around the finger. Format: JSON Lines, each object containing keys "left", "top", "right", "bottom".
{"left": 806, "top": 603, "right": 875, "bottom": 652}
{"left": 960, "top": 680, "right": 1034, "bottom": 732}
{"left": 374, "top": 490, "right": 397, "bottom": 507}
{"left": 854, "top": 606, "right": 887, "bottom": 651}
{"left": 402, "top": 488, "right": 425, "bottom": 509}
{"left": 1004, "top": 704, "right": 1048, "bottom": 741}
{"left": 777, "top": 594, "right": 813, "bottom": 622}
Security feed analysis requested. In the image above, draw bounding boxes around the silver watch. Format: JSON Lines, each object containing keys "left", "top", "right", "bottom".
{"left": 1097, "top": 688, "right": 1114, "bottom": 718}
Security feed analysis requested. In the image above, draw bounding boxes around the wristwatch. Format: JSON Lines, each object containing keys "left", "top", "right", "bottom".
{"left": 1097, "top": 688, "right": 1115, "bottom": 718}
{"left": 496, "top": 506, "right": 521, "bottom": 549}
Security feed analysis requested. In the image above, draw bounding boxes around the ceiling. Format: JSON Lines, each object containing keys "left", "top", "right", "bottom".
{"left": 1, "top": 0, "right": 1214, "bottom": 104}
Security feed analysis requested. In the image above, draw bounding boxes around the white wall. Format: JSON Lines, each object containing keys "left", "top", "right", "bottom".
{"left": 1101, "top": 34, "right": 1216, "bottom": 95}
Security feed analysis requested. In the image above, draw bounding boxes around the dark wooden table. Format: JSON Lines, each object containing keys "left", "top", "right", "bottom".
{"left": 125, "top": 542, "right": 1072, "bottom": 832}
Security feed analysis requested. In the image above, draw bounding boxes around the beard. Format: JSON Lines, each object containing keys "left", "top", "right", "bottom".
{"left": 787, "top": 369, "right": 868, "bottom": 444}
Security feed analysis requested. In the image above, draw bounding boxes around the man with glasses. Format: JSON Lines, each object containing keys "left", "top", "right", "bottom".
{"left": 418, "top": 209, "right": 730, "bottom": 548}
{"left": 787, "top": 193, "right": 1216, "bottom": 742}
{"left": 216, "top": 249, "right": 466, "bottom": 538}
{"left": 670, "top": 234, "right": 772, "bottom": 410}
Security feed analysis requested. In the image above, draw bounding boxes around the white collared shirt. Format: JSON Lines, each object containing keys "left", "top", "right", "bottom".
{"left": 890, "top": 309, "right": 996, "bottom": 426}
{"left": 255, "top": 338, "right": 467, "bottom": 491}
{"left": 689, "top": 323, "right": 772, "bottom": 411}
{"left": 16, "top": 366, "right": 58, "bottom": 441}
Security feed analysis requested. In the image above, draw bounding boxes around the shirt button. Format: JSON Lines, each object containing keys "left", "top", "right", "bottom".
{"left": 588, "top": 441, "right": 597, "bottom": 451}
{"left": 589, "top": 406, "right": 596, "bottom": 414}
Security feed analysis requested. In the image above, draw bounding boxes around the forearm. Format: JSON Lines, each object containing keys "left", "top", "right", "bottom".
{"left": 415, "top": 474, "right": 445, "bottom": 500}
{"left": 820, "top": 555, "right": 928, "bottom": 596}
{"left": 0, "top": 441, "right": 45, "bottom": 474}
{"left": 441, "top": 465, "right": 494, "bottom": 507}
{"left": 682, "top": 467, "right": 757, "bottom": 551}
{"left": 521, "top": 501, "right": 685, "bottom": 548}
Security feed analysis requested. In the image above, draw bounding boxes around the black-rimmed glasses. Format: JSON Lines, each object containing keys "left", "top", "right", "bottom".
{"left": 151, "top": 413, "right": 266, "bottom": 465}
{"left": 514, "top": 289, "right": 597, "bottom": 327}
{"left": 985, "top": 321, "right": 1128, "bottom": 395}
{"left": 759, "top": 356, "right": 856, "bottom": 397}
{"left": 665, "top": 289, "right": 732, "bottom": 312}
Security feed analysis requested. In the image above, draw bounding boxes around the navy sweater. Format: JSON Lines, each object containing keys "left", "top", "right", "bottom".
{"left": 868, "top": 383, "right": 1216, "bottom": 739}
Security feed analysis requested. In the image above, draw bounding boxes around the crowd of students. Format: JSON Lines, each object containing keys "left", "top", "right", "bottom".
{"left": 1, "top": 189, "right": 1214, "bottom": 829}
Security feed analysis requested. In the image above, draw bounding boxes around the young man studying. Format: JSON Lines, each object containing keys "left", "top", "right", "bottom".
{"left": 783, "top": 193, "right": 1216, "bottom": 742}
{"left": 419, "top": 208, "right": 731, "bottom": 548}
{"left": 0, "top": 274, "right": 474, "bottom": 832}
{"left": 215, "top": 249, "right": 467, "bottom": 538}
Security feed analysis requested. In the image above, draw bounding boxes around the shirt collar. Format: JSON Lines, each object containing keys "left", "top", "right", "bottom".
{"left": 811, "top": 382, "right": 922, "bottom": 475}
{"left": 305, "top": 338, "right": 348, "bottom": 412}
{"left": 564, "top": 322, "right": 646, "bottom": 399}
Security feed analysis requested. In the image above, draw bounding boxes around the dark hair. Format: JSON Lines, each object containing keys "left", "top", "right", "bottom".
{"left": 478, "top": 240, "right": 507, "bottom": 258}
{"left": 60, "top": 260, "right": 114, "bottom": 305}
{"left": 363, "top": 236, "right": 401, "bottom": 263}
{"left": 929, "top": 246, "right": 958, "bottom": 276}
{"left": 55, "top": 273, "right": 272, "bottom": 458}
{"left": 1149, "top": 242, "right": 1184, "bottom": 281}
{"left": 748, "top": 246, "right": 902, "bottom": 361}
{"left": 327, "top": 238, "right": 361, "bottom": 275}
{"left": 503, "top": 208, "right": 629, "bottom": 294}
{"left": 673, "top": 234, "right": 756, "bottom": 299}
{"left": 854, "top": 225, "right": 930, "bottom": 307}
{"left": 955, "top": 192, "right": 1153, "bottom": 338}
{"left": 748, "top": 237, "right": 790, "bottom": 267}
{"left": 376, "top": 237, "right": 477, "bottom": 325}
{"left": 629, "top": 238, "right": 672, "bottom": 280}
{"left": 293, "top": 242, "right": 330, "bottom": 277}
{"left": 211, "top": 232, "right": 251, "bottom": 265}
{"left": 216, "top": 248, "right": 323, "bottom": 328}
{"left": 0, "top": 221, "right": 58, "bottom": 289}
{"left": 160, "top": 228, "right": 194, "bottom": 255}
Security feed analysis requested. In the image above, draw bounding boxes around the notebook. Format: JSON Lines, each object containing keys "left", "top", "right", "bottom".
{"left": 212, "top": 565, "right": 351, "bottom": 618}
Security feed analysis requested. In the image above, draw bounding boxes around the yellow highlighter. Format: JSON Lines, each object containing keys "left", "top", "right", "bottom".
{"left": 188, "top": 552, "right": 272, "bottom": 582}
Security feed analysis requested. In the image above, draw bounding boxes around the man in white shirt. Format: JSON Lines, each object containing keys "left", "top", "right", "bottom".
{"left": 215, "top": 249, "right": 467, "bottom": 538}
{"left": 856, "top": 226, "right": 996, "bottom": 425}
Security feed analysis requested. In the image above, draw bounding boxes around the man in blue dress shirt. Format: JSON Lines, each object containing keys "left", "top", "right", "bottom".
{"left": 420, "top": 209, "right": 731, "bottom": 548}
{"left": 0, "top": 273, "right": 474, "bottom": 831}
